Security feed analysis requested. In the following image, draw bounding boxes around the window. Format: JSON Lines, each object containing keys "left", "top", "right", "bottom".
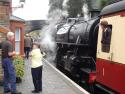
{"left": 101, "top": 25, "right": 112, "bottom": 53}
{"left": 15, "top": 28, "right": 21, "bottom": 54}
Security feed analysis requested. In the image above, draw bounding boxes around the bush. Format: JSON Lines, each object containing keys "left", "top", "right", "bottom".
{"left": 13, "top": 55, "right": 25, "bottom": 78}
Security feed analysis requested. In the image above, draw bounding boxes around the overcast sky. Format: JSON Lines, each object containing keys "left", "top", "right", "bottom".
{"left": 12, "top": 0, "right": 49, "bottom": 20}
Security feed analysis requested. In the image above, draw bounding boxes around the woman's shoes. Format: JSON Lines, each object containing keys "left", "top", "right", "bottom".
{"left": 31, "top": 90, "right": 39, "bottom": 93}
{"left": 31, "top": 90, "right": 42, "bottom": 93}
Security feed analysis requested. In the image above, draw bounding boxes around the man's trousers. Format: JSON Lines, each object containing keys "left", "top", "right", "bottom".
{"left": 2, "top": 58, "right": 16, "bottom": 93}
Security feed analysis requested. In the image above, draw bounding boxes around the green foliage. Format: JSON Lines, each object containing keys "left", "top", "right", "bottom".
{"left": 108, "top": 0, "right": 122, "bottom": 5}
{"left": 67, "top": 0, "right": 84, "bottom": 17}
{"left": 13, "top": 55, "right": 25, "bottom": 78}
{"left": 101, "top": 0, "right": 110, "bottom": 8}
{"left": 48, "top": 0, "right": 64, "bottom": 14}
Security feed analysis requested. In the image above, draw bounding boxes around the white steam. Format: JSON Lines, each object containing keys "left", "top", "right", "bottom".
{"left": 82, "top": 3, "right": 90, "bottom": 20}
{"left": 40, "top": 21, "right": 57, "bottom": 62}
{"left": 63, "top": 0, "right": 69, "bottom": 8}
{"left": 40, "top": 9, "right": 67, "bottom": 62}
{"left": 62, "top": 0, "right": 69, "bottom": 17}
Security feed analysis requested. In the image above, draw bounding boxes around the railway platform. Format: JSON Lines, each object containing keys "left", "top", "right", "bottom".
{"left": 0, "top": 59, "right": 89, "bottom": 94}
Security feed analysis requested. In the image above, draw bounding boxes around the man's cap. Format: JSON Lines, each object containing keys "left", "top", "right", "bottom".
{"left": 100, "top": 20, "right": 108, "bottom": 26}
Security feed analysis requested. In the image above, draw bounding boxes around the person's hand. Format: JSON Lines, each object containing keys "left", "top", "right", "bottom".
{"left": 8, "top": 51, "right": 16, "bottom": 56}
{"left": 13, "top": 51, "right": 16, "bottom": 55}
{"left": 20, "top": 54, "right": 25, "bottom": 59}
{"left": 43, "top": 52, "right": 46, "bottom": 57}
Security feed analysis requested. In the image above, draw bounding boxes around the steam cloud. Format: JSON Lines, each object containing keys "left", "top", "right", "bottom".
{"left": 82, "top": 2, "right": 90, "bottom": 20}
{"left": 40, "top": 9, "right": 66, "bottom": 62}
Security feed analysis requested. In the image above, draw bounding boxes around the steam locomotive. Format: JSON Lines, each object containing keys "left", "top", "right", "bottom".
{"left": 55, "top": 1, "right": 125, "bottom": 94}
{"left": 55, "top": 17, "right": 99, "bottom": 89}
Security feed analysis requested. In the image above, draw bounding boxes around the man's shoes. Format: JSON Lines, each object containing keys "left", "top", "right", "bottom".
{"left": 4, "top": 90, "right": 11, "bottom": 93}
{"left": 11, "top": 92, "right": 22, "bottom": 94}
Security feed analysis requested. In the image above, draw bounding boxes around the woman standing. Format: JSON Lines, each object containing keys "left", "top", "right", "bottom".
{"left": 30, "top": 42, "right": 45, "bottom": 93}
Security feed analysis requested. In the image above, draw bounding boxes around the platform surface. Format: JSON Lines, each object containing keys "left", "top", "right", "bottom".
{"left": 0, "top": 59, "right": 88, "bottom": 94}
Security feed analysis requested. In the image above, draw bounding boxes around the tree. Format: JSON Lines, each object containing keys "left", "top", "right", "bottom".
{"left": 101, "top": 0, "right": 108, "bottom": 9}
{"left": 48, "top": 0, "right": 64, "bottom": 14}
{"left": 66, "top": 0, "right": 84, "bottom": 18}
{"left": 108, "top": 0, "right": 122, "bottom": 4}
{"left": 101, "top": 0, "right": 122, "bottom": 9}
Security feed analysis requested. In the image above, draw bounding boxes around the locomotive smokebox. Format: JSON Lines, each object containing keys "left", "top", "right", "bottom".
{"left": 56, "top": 17, "right": 99, "bottom": 47}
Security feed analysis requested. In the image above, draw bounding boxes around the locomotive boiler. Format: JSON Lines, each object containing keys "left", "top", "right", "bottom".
{"left": 55, "top": 17, "right": 99, "bottom": 90}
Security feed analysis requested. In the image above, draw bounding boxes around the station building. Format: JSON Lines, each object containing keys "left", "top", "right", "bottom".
{"left": 0, "top": 0, "right": 25, "bottom": 55}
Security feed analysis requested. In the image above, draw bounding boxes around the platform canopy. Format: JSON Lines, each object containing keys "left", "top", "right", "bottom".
{"left": 0, "top": 25, "right": 10, "bottom": 33}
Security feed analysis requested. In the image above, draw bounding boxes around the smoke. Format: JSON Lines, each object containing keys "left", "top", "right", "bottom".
{"left": 40, "top": 9, "right": 67, "bottom": 62}
{"left": 62, "top": 0, "right": 69, "bottom": 17}
{"left": 82, "top": 3, "right": 90, "bottom": 20}
{"left": 62, "top": 0, "right": 69, "bottom": 8}
{"left": 40, "top": 21, "right": 56, "bottom": 62}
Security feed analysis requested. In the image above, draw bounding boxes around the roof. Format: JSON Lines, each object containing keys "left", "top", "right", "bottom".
{"left": 100, "top": 0, "right": 125, "bottom": 16}
{"left": 10, "top": 15, "right": 25, "bottom": 22}
{"left": 25, "top": 20, "right": 47, "bottom": 32}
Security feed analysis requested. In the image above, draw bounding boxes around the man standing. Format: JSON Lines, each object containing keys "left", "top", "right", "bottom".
{"left": 100, "top": 21, "right": 112, "bottom": 52}
{"left": 24, "top": 34, "right": 33, "bottom": 59}
{"left": 1, "top": 32, "right": 21, "bottom": 94}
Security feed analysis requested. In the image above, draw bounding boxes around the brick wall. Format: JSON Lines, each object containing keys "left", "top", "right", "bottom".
{"left": 0, "top": 1, "right": 10, "bottom": 27}
{"left": 10, "top": 20, "right": 25, "bottom": 55}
